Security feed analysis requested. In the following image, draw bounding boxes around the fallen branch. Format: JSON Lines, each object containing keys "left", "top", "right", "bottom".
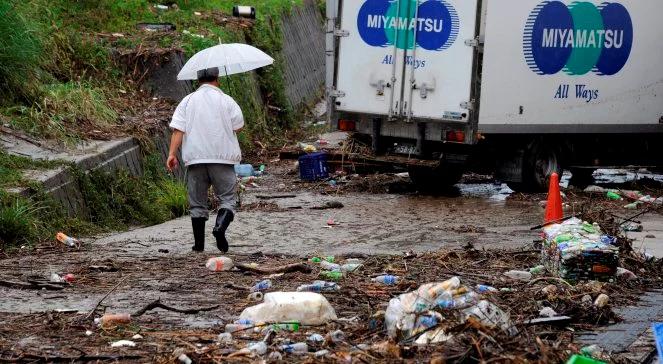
{"left": 527, "top": 277, "right": 572, "bottom": 287}
{"left": 255, "top": 194, "right": 297, "bottom": 199}
{"left": 234, "top": 262, "right": 312, "bottom": 275}
{"left": 133, "top": 298, "right": 220, "bottom": 317}
{"left": 85, "top": 276, "right": 128, "bottom": 319}
{"left": 0, "top": 280, "right": 64, "bottom": 291}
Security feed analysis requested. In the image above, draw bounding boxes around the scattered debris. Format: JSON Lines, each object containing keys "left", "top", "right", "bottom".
{"left": 110, "top": 340, "right": 136, "bottom": 348}
{"left": 239, "top": 292, "right": 337, "bottom": 325}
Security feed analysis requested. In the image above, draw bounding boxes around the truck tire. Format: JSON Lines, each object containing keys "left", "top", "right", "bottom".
{"left": 408, "top": 165, "right": 463, "bottom": 193}
{"left": 508, "top": 141, "right": 562, "bottom": 192}
{"left": 569, "top": 168, "right": 595, "bottom": 189}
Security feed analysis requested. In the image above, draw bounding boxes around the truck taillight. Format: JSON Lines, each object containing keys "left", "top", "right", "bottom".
{"left": 446, "top": 130, "right": 465, "bottom": 142}
{"left": 338, "top": 119, "right": 356, "bottom": 131}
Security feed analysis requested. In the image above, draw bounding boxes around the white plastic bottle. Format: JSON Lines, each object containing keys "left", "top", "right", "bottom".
{"left": 281, "top": 342, "right": 308, "bottom": 353}
{"left": 503, "top": 270, "right": 532, "bottom": 281}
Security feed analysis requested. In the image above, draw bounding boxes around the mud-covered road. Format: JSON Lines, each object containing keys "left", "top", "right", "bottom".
{"left": 2, "top": 155, "right": 663, "bottom": 362}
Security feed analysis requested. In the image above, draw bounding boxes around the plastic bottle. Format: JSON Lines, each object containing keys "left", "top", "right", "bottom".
{"left": 281, "top": 342, "right": 308, "bottom": 353}
{"left": 308, "top": 333, "right": 324, "bottom": 343}
{"left": 251, "top": 279, "right": 272, "bottom": 292}
{"left": 340, "top": 263, "right": 362, "bottom": 272}
{"left": 296, "top": 281, "right": 340, "bottom": 292}
{"left": 96, "top": 313, "right": 131, "bottom": 327}
{"left": 310, "top": 257, "right": 322, "bottom": 263}
{"left": 217, "top": 332, "right": 233, "bottom": 343}
{"left": 326, "top": 330, "right": 345, "bottom": 343}
{"left": 528, "top": 265, "right": 545, "bottom": 275}
{"left": 503, "top": 270, "right": 532, "bottom": 281}
{"left": 594, "top": 293, "right": 609, "bottom": 308}
{"left": 476, "top": 284, "right": 498, "bottom": 293}
{"left": 324, "top": 256, "right": 335, "bottom": 263}
{"left": 205, "top": 257, "right": 234, "bottom": 271}
{"left": 248, "top": 292, "right": 264, "bottom": 301}
{"left": 319, "top": 271, "right": 343, "bottom": 281}
{"left": 270, "top": 322, "right": 300, "bottom": 332}
{"left": 225, "top": 323, "right": 252, "bottom": 333}
{"left": 268, "top": 352, "right": 282, "bottom": 360}
{"left": 50, "top": 273, "right": 65, "bottom": 283}
{"left": 246, "top": 341, "right": 267, "bottom": 355}
{"left": 580, "top": 344, "right": 603, "bottom": 358}
{"left": 63, "top": 273, "right": 75, "bottom": 283}
{"left": 372, "top": 275, "right": 399, "bottom": 285}
{"left": 320, "top": 261, "right": 341, "bottom": 272}
{"left": 344, "top": 258, "right": 364, "bottom": 265}
{"left": 56, "top": 232, "right": 79, "bottom": 247}
{"left": 606, "top": 191, "right": 621, "bottom": 200}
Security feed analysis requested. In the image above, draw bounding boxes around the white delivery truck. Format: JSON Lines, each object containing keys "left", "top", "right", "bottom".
{"left": 325, "top": 0, "right": 663, "bottom": 191}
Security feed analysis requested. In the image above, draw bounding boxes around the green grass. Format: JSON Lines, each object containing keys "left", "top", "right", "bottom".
{"left": 156, "top": 179, "right": 189, "bottom": 218}
{"left": 0, "top": 151, "right": 63, "bottom": 187}
{"left": 0, "top": 198, "right": 40, "bottom": 246}
{"left": 0, "top": 0, "right": 43, "bottom": 101}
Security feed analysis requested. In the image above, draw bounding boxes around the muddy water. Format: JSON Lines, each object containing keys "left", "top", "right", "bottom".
{"left": 93, "top": 186, "right": 540, "bottom": 257}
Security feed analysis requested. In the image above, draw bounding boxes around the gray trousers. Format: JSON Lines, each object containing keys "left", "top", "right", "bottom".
{"left": 186, "top": 163, "right": 237, "bottom": 219}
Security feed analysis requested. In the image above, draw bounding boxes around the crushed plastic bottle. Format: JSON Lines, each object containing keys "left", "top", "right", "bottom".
{"left": 314, "top": 349, "right": 329, "bottom": 357}
{"left": 245, "top": 341, "right": 267, "bottom": 355}
{"left": 594, "top": 293, "right": 609, "bottom": 308}
{"left": 340, "top": 263, "right": 362, "bottom": 272}
{"left": 326, "top": 330, "right": 345, "bottom": 343}
{"left": 372, "top": 275, "right": 399, "bottom": 285}
{"left": 320, "top": 261, "right": 341, "bottom": 272}
{"left": 310, "top": 257, "right": 322, "bottom": 263}
{"left": 503, "top": 270, "right": 532, "bottom": 281}
{"left": 296, "top": 281, "right": 340, "bottom": 292}
{"left": 308, "top": 333, "right": 325, "bottom": 343}
{"left": 624, "top": 202, "right": 640, "bottom": 209}
{"left": 251, "top": 279, "right": 272, "bottom": 292}
{"left": 96, "top": 313, "right": 131, "bottom": 327}
{"left": 476, "top": 284, "right": 498, "bottom": 293}
{"left": 528, "top": 265, "right": 545, "bottom": 275}
{"left": 50, "top": 273, "right": 65, "bottom": 283}
{"left": 539, "top": 307, "right": 557, "bottom": 317}
{"left": 217, "top": 332, "right": 233, "bottom": 344}
{"left": 56, "top": 232, "right": 80, "bottom": 247}
{"left": 205, "top": 257, "right": 234, "bottom": 271}
{"left": 319, "top": 271, "right": 343, "bottom": 281}
{"left": 616, "top": 267, "right": 637, "bottom": 280}
{"left": 281, "top": 342, "right": 308, "bottom": 353}
{"left": 225, "top": 323, "right": 252, "bottom": 333}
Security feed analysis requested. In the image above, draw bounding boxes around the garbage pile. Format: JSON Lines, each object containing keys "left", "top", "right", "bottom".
{"left": 542, "top": 217, "right": 619, "bottom": 281}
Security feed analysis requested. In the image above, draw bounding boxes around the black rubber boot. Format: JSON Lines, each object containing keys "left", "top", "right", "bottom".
{"left": 191, "top": 217, "right": 206, "bottom": 252}
{"left": 213, "top": 208, "right": 234, "bottom": 253}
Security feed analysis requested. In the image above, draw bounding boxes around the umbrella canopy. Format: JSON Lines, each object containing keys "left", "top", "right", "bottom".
{"left": 177, "top": 43, "right": 274, "bottom": 80}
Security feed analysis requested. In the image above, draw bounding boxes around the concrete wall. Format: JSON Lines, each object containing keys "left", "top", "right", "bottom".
{"left": 281, "top": 0, "right": 326, "bottom": 109}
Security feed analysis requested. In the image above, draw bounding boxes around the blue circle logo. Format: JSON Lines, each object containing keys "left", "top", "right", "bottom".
{"left": 357, "top": 0, "right": 459, "bottom": 51}
{"left": 523, "top": 1, "right": 633, "bottom": 76}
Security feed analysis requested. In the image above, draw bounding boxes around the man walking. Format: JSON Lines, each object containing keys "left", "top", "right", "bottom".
{"left": 166, "top": 67, "right": 244, "bottom": 253}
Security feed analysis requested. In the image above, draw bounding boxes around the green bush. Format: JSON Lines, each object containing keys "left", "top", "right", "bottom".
{"left": 0, "top": 0, "right": 43, "bottom": 101}
{"left": 0, "top": 198, "right": 40, "bottom": 247}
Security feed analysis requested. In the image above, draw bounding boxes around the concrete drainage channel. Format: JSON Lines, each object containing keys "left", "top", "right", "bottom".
{"left": 578, "top": 290, "right": 663, "bottom": 363}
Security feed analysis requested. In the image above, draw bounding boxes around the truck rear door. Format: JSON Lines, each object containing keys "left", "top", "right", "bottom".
{"left": 335, "top": 0, "right": 408, "bottom": 117}
{"left": 402, "top": 0, "right": 479, "bottom": 122}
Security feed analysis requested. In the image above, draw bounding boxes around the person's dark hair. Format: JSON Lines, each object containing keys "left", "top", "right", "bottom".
{"left": 197, "top": 67, "right": 220, "bottom": 83}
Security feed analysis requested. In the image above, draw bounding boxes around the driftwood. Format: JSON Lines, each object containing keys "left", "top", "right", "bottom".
{"left": 234, "top": 262, "right": 313, "bottom": 275}
{"left": 133, "top": 298, "right": 220, "bottom": 317}
{"left": 255, "top": 194, "right": 297, "bottom": 199}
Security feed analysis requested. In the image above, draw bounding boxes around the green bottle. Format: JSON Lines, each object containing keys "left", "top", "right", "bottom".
{"left": 606, "top": 191, "right": 621, "bottom": 200}
{"left": 325, "top": 256, "right": 335, "bottom": 263}
{"left": 310, "top": 257, "right": 322, "bottom": 263}
{"left": 320, "top": 271, "right": 342, "bottom": 281}
{"left": 272, "top": 321, "right": 299, "bottom": 332}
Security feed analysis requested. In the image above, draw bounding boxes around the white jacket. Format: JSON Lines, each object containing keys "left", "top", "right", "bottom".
{"left": 169, "top": 84, "right": 244, "bottom": 166}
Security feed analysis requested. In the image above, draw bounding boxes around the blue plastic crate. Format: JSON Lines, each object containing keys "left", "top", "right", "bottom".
{"left": 298, "top": 152, "right": 329, "bottom": 181}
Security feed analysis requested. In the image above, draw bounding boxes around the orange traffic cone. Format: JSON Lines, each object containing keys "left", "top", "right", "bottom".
{"left": 544, "top": 172, "right": 563, "bottom": 224}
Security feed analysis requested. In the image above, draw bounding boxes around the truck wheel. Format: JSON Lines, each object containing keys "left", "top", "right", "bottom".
{"left": 509, "top": 142, "right": 562, "bottom": 192}
{"left": 569, "top": 168, "right": 595, "bottom": 189}
{"left": 408, "top": 165, "right": 463, "bottom": 193}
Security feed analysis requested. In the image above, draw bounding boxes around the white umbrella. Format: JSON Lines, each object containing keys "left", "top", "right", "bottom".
{"left": 176, "top": 43, "right": 274, "bottom": 80}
